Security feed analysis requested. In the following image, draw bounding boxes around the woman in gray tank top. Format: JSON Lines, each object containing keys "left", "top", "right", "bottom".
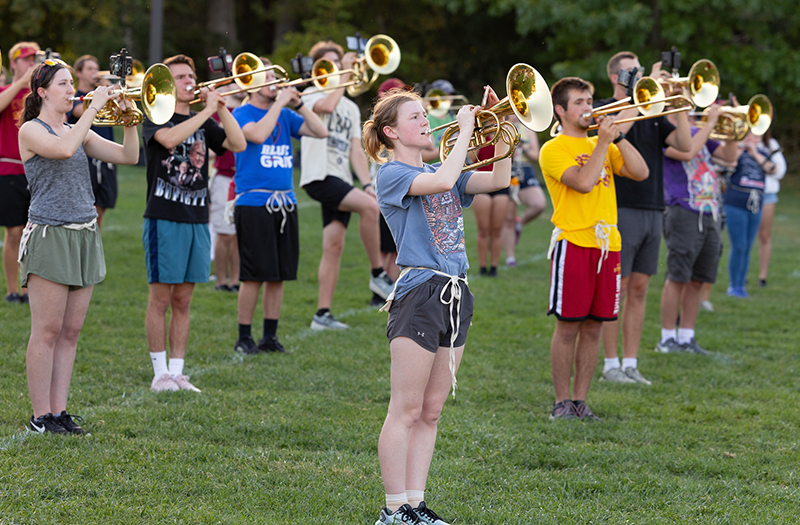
{"left": 17, "top": 59, "right": 140, "bottom": 435}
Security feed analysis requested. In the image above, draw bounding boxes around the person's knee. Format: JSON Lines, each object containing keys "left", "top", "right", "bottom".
{"left": 389, "top": 403, "right": 424, "bottom": 429}
{"left": 360, "top": 198, "right": 380, "bottom": 222}
{"left": 170, "top": 291, "right": 193, "bottom": 314}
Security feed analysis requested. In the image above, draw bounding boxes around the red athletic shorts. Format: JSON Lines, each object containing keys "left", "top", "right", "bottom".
{"left": 548, "top": 239, "right": 621, "bottom": 321}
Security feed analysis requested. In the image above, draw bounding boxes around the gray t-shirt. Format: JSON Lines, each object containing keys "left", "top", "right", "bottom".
{"left": 376, "top": 160, "right": 474, "bottom": 299}
{"left": 24, "top": 119, "right": 97, "bottom": 226}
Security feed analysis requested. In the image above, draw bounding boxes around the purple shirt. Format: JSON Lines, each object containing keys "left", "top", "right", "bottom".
{"left": 663, "top": 127, "right": 720, "bottom": 215}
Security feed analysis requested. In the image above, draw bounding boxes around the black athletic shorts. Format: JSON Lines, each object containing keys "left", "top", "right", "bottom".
{"left": 89, "top": 158, "right": 118, "bottom": 209}
{"left": 235, "top": 205, "right": 299, "bottom": 282}
{"left": 303, "top": 176, "right": 353, "bottom": 228}
{"left": 379, "top": 213, "right": 396, "bottom": 254}
{"left": 0, "top": 174, "right": 31, "bottom": 227}
{"left": 387, "top": 274, "right": 474, "bottom": 353}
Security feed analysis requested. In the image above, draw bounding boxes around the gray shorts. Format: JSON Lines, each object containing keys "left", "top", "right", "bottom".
{"left": 618, "top": 208, "right": 663, "bottom": 277}
{"left": 386, "top": 274, "right": 474, "bottom": 353}
{"left": 663, "top": 205, "right": 721, "bottom": 284}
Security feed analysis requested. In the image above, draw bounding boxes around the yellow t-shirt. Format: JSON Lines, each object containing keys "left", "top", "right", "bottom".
{"left": 539, "top": 134, "right": 624, "bottom": 251}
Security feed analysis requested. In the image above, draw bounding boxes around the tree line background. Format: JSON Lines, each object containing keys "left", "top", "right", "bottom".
{"left": 2, "top": 0, "right": 798, "bottom": 160}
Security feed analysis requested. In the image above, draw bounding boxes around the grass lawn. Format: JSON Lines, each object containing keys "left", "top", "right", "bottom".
{"left": 1, "top": 164, "right": 799, "bottom": 524}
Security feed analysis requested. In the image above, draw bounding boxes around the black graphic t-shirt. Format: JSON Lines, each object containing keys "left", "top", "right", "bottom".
{"left": 142, "top": 112, "right": 228, "bottom": 223}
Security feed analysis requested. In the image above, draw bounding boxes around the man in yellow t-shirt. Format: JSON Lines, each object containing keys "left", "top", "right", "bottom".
{"left": 538, "top": 77, "right": 648, "bottom": 421}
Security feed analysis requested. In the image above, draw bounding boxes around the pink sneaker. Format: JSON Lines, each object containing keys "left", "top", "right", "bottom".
{"left": 150, "top": 373, "right": 179, "bottom": 392}
{"left": 174, "top": 374, "right": 202, "bottom": 392}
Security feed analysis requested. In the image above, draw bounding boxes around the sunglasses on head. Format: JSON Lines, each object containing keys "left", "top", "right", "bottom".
{"left": 33, "top": 58, "right": 69, "bottom": 87}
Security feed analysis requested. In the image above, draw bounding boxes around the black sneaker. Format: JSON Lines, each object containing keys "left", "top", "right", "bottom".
{"left": 53, "top": 410, "right": 89, "bottom": 435}
{"left": 234, "top": 335, "right": 260, "bottom": 355}
{"left": 257, "top": 335, "right": 289, "bottom": 354}
{"left": 549, "top": 400, "right": 578, "bottom": 421}
{"left": 20, "top": 294, "right": 29, "bottom": 304}
{"left": 4, "top": 293, "right": 21, "bottom": 303}
{"left": 415, "top": 501, "right": 450, "bottom": 525}
{"left": 214, "top": 284, "right": 231, "bottom": 292}
{"left": 573, "top": 400, "right": 602, "bottom": 421}
{"left": 27, "top": 413, "right": 68, "bottom": 435}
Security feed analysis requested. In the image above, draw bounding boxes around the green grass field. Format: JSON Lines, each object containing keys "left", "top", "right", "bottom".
{"left": 2, "top": 165, "right": 799, "bottom": 524}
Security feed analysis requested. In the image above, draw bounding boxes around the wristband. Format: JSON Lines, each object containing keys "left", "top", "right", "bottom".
{"left": 294, "top": 101, "right": 304, "bottom": 111}
{"left": 87, "top": 107, "right": 99, "bottom": 116}
{"left": 612, "top": 131, "right": 626, "bottom": 145}
{"left": 363, "top": 182, "right": 373, "bottom": 189}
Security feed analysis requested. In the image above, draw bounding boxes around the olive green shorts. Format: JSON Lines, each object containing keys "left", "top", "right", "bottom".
{"left": 19, "top": 223, "right": 106, "bottom": 290}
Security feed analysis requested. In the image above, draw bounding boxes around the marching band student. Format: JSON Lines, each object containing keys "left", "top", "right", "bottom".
{"left": 300, "top": 40, "right": 394, "bottom": 331}
{"left": 231, "top": 59, "right": 327, "bottom": 355}
{"left": 142, "top": 54, "right": 245, "bottom": 393}
{"left": 596, "top": 51, "right": 690, "bottom": 385}
{"left": 364, "top": 86, "right": 510, "bottom": 525}
{"left": 17, "top": 59, "right": 139, "bottom": 434}
{"left": 539, "top": 77, "right": 648, "bottom": 420}
{"left": 1, "top": 42, "right": 38, "bottom": 304}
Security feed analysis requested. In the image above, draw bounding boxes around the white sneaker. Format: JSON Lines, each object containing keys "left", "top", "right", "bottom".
{"left": 623, "top": 367, "right": 652, "bottom": 385}
{"left": 174, "top": 374, "right": 202, "bottom": 392}
{"left": 150, "top": 373, "right": 179, "bottom": 392}
{"left": 600, "top": 367, "right": 636, "bottom": 383}
{"left": 415, "top": 501, "right": 450, "bottom": 525}
{"left": 369, "top": 271, "right": 395, "bottom": 300}
{"left": 310, "top": 312, "right": 350, "bottom": 330}
{"left": 375, "top": 504, "right": 418, "bottom": 525}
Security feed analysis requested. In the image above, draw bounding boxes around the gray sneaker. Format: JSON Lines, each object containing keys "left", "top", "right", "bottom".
{"left": 699, "top": 300, "right": 714, "bottom": 312}
{"left": 310, "top": 312, "right": 350, "bottom": 330}
{"left": 369, "top": 271, "right": 395, "bottom": 300}
{"left": 655, "top": 337, "right": 684, "bottom": 353}
{"left": 600, "top": 367, "right": 636, "bottom": 383}
{"left": 682, "top": 338, "right": 711, "bottom": 355}
{"left": 623, "top": 367, "right": 652, "bottom": 385}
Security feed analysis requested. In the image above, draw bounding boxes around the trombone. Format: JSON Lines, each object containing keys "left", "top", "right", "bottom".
{"left": 691, "top": 94, "right": 773, "bottom": 141}
{"left": 423, "top": 89, "right": 470, "bottom": 118}
{"left": 71, "top": 63, "right": 177, "bottom": 126}
{"left": 431, "top": 63, "right": 553, "bottom": 172}
{"left": 189, "top": 52, "right": 284, "bottom": 104}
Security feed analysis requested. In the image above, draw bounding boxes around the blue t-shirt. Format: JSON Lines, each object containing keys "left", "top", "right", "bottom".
{"left": 232, "top": 104, "right": 304, "bottom": 206}
{"left": 723, "top": 147, "right": 767, "bottom": 211}
{"left": 376, "top": 161, "right": 475, "bottom": 299}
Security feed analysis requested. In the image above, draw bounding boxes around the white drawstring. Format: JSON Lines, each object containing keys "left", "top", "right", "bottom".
{"left": 18, "top": 219, "right": 97, "bottom": 263}
{"left": 381, "top": 267, "right": 468, "bottom": 398}
{"left": 264, "top": 190, "right": 296, "bottom": 234}
{"left": 594, "top": 220, "right": 611, "bottom": 274}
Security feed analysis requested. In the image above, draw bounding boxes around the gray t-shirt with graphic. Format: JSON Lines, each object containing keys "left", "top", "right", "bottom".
{"left": 376, "top": 161, "right": 474, "bottom": 299}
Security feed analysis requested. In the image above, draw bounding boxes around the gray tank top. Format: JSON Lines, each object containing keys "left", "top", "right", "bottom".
{"left": 24, "top": 118, "right": 97, "bottom": 226}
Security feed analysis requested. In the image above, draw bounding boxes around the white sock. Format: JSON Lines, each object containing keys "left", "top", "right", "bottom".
{"left": 678, "top": 328, "right": 695, "bottom": 345}
{"left": 169, "top": 358, "right": 185, "bottom": 377}
{"left": 407, "top": 490, "right": 424, "bottom": 509}
{"left": 622, "top": 358, "right": 638, "bottom": 370}
{"left": 661, "top": 328, "right": 677, "bottom": 343}
{"left": 150, "top": 351, "right": 169, "bottom": 377}
{"left": 385, "top": 492, "right": 408, "bottom": 513}
{"left": 604, "top": 357, "right": 621, "bottom": 373}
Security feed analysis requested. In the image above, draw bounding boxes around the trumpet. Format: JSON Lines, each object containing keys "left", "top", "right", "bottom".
{"left": 430, "top": 63, "right": 553, "bottom": 172}
{"left": 424, "top": 89, "right": 470, "bottom": 118}
{"left": 691, "top": 94, "right": 773, "bottom": 141}
{"left": 70, "top": 63, "right": 177, "bottom": 126}
{"left": 582, "top": 76, "right": 693, "bottom": 131}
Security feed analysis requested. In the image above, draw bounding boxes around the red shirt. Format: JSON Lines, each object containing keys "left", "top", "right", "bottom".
{"left": 0, "top": 85, "right": 28, "bottom": 176}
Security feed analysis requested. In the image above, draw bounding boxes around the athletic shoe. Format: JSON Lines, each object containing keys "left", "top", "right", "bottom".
{"left": 4, "top": 293, "right": 21, "bottom": 303}
{"left": 655, "top": 338, "right": 684, "bottom": 354}
{"left": 681, "top": 338, "right": 711, "bottom": 355}
{"left": 230, "top": 284, "right": 240, "bottom": 292}
{"left": 370, "top": 271, "right": 395, "bottom": 300}
{"left": 600, "top": 367, "right": 636, "bottom": 383}
{"left": 487, "top": 267, "right": 497, "bottom": 277}
{"left": 234, "top": 335, "right": 260, "bottom": 355}
{"left": 258, "top": 335, "right": 289, "bottom": 354}
{"left": 699, "top": 300, "right": 714, "bottom": 312}
{"left": 415, "top": 501, "right": 450, "bottom": 525}
{"left": 549, "top": 400, "right": 578, "bottom": 421}
{"left": 726, "top": 286, "right": 749, "bottom": 298}
{"left": 505, "top": 257, "right": 517, "bottom": 268}
{"left": 214, "top": 284, "right": 231, "bottom": 292}
{"left": 623, "top": 367, "right": 652, "bottom": 385}
{"left": 53, "top": 410, "right": 89, "bottom": 435}
{"left": 758, "top": 279, "right": 767, "bottom": 288}
{"left": 174, "top": 374, "right": 202, "bottom": 392}
{"left": 310, "top": 312, "right": 350, "bottom": 330}
{"left": 20, "top": 294, "right": 29, "bottom": 304}
{"left": 573, "top": 400, "right": 601, "bottom": 421}
{"left": 375, "top": 504, "right": 419, "bottom": 525}
{"left": 27, "top": 413, "right": 68, "bottom": 435}
{"left": 150, "top": 373, "right": 179, "bottom": 392}
{"left": 369, "top": 294, "right": 386, "bottom": 308}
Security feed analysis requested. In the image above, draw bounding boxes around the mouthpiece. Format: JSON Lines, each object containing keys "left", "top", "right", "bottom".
{"left": 581, "top": 112, "right": 592, "bottom": 119}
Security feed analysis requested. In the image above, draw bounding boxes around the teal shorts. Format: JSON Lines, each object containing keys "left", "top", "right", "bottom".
{"left": 20, "top": 223, "right": 105, "bottom": 290}
{"left": 142, "top": 218, "right": 211, "bottom": 284}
